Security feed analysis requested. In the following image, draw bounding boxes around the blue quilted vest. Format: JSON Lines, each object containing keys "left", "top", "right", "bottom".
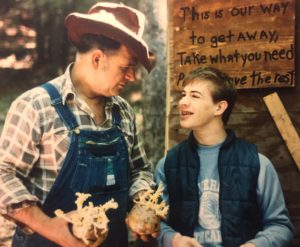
{"left": 164, "top": 129, "right": 262, "bottom": 247}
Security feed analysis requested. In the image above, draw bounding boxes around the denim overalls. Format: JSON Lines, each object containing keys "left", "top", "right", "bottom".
{"left": 12, "top": 83, "right": 129, "bottom": 247}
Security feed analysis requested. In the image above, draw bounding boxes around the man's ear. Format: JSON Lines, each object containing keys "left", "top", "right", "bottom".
{"left": 215, "top": 100, "right": 228, "bottom": 117}
{"left": 92, "top": 49, "right": 105, "bottom": 68}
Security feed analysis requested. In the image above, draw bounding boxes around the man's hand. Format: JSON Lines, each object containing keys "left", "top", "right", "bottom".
{"left": 125, "top": 217, "right": 159, "bottom": 242}
{"left": 240, "top": 243, "right": 256, "bottom": 247}
{"left": 46, "top": 216, "right": 87, "bottom": 247}
{"left": 127, "top": 190, "right": 160, "bottom": 242}
{"left": 172, "top": 233, "right": 203, "bottom": 247}
{"left": 8, "top": 205, "right": 86, "bottom": 247}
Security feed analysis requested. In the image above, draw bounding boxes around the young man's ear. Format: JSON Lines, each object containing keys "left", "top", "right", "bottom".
{"left": 215, "top": 100, "right": 228, "bottom": 116}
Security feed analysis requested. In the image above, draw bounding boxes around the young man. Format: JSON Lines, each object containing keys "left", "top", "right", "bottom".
{"left": 0, "top": 2, "right": 155, "bottom": 247}
{"left": 155, "top": 67, "right": 294, "bottom": 247}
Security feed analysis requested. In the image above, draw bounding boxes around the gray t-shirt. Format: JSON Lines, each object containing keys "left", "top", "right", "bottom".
{"left": 193, "top": 143, "right": 222, "bottom": 246}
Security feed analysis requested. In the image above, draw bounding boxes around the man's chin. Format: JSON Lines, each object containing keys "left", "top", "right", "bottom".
{"left": 110, "top": 90, "right": 121, "bottom": 96}
{"left": 180, "top": 121, "right": 190, "bottom": 129}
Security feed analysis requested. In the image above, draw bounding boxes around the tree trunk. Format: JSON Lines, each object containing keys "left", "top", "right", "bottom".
{"left": 33, "top": 0, "right": 45, "bottom": 67}
{"left": 139, "top": 0, "right": 167, "bottom": 167}
{"left": 33, "top": 1, "right": 74, "bottom": 75}
{"left": 48, "top": 7, "right": 70, "bottom": 76}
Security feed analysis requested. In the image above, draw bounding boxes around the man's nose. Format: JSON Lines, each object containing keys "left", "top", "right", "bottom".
{"left": 179, "top": 96, "right": 189, "bottom": 107}
{"left": 125, "top": 67, "right": 136, "bottom": 81}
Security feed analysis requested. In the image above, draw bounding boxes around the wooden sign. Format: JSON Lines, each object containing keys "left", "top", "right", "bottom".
{"left": 168, "top": 0, "right": 295, "bottom": 90}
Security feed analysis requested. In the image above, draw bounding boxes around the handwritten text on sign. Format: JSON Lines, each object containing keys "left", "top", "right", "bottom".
{"left": 171, "top": 0, "right": 295, "bottom": 89}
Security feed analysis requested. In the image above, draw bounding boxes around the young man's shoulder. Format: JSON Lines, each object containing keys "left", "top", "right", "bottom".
{"left": 258, "top": 153, "right": 275, "bottom": 174}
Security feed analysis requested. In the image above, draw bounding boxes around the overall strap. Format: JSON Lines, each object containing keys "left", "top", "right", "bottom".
{"left": 112, "top": 104, "right": 122, "bottom": 127}
{"left": 41, "top": 83, "right": 79, "bottom": 130}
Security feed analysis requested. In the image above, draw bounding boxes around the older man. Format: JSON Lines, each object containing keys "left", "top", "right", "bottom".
{"left": 0, "top": 2, "right": 155, "bottom": 247}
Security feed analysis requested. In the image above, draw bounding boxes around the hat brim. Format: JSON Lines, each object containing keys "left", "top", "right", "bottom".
{"left": 65, "top": 13, "right": 154, "bottom": 72}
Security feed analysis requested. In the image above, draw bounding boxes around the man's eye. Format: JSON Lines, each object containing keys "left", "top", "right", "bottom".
{"left": 120, "top": 64, "right": 136, "bottom": 74}
{"left": 120, "top": 66, "right": 130, "bottom": 73}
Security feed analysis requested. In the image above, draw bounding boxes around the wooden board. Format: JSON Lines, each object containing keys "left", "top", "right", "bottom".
{"left": 168, "top": 0, "right": 295, "bottom": 90}
{"left": 263, "top": 92, "right": 300, "bottom": 170}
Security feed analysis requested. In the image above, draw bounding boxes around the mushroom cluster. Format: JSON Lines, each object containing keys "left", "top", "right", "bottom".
{"left": 127, "top": 183, "right": 169, "bottom": 235}
{"left": 55, "top": 193, "right": 118, "bottom": 246}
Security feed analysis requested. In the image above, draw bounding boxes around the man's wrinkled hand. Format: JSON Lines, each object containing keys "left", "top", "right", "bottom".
{"left": 125, "top": 217, "right": 159, "bottom": 242}
{"left": 47, "top": 216, "right": 87, "bottom": 247}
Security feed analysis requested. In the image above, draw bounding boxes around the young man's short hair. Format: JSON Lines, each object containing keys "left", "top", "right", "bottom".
{"left": 183, "top": 66, "right": 237, "bottom": 125}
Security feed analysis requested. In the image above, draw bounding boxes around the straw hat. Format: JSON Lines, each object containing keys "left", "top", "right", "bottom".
{"left": 65, "top": 2, "right": 154, "bottom": 72}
